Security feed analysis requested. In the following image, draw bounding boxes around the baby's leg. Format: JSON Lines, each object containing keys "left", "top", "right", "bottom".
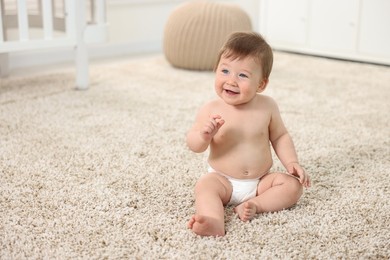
{"left": 254, "top": 173, "right": 303, "bottom": 213}
{"left": 188, "top": 173, "right": 232, "bottom": 237}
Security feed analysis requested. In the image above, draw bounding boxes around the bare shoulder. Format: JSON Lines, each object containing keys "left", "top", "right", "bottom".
{"left": 256, "top": 94, "right": 280, "bottom": 110}
{"left": 198, "top": 99, "right": 223, "bottom": 113}
{"left": 207, "top": 98, "right": 224, "bottom": 107}
{"left": 193, "top": 98, "right": 222, "bottom": 120}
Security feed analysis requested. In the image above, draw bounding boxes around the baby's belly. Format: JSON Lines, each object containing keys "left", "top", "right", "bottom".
{"left": 208, "top": 144, "right": 273, "bottom": 179}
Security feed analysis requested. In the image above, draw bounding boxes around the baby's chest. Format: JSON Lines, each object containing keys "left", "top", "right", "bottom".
{"left": 217, "top": 114, "right": 270, "bottom": 140}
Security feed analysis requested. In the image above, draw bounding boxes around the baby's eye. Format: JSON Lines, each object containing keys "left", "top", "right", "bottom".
{"left": 239, "top": 73, "right": 248, "bottom": 78}
{"left": 221, "top": 69, "right": 229, "bottom": 74}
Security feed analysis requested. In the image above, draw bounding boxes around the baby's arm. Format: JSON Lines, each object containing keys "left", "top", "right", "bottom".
{"left": 268, "top": 99, "right": 311, "bottom": 187}
{"left": 186, "top": 104, "right": 224, "bottom": 153}
{"left": 272, "top": 132, "right": 310, "bottom": 187}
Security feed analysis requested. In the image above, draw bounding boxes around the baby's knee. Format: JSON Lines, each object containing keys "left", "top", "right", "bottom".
{"left": 194, "top": 178, "right": 207, "bottom": 194}
{"left": 285, "top": 175, "right": 303, "bottom": 200}
{"left": 194, "top": 174, "right": 217, "bottom": 193}
{"left": 194, "top": 173, "right": 230, "bottom": 199}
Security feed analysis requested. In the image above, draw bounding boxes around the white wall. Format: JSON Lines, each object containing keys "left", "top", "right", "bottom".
{"left": 7, "top": 0, "right": 260, "bottom": 70}
{"left": 102, "top": 0, "right": 259, "bottom": 55}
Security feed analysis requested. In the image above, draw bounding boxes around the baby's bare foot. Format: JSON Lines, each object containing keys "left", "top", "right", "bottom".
{"left": 234, "top": 201, "right": 257, "bottom": 222}
{"left": 187, "top": 215, "right": 225, "bottom": 237}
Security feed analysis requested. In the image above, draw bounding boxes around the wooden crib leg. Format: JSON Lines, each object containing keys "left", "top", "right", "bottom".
{"left": 0, "top": 53, "right": 9, "bottom": 77}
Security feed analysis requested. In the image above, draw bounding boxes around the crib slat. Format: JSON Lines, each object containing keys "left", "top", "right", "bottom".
{"left": 75, "top": 0, "right": 89, "bottom": 89}
{"left": 0, "top": 1, "right": 4, "bottom": 42}
{"left": 42, "top": 0, "right": 53, "bottom": 39}
{"left": 95, "top": 0, "right": 105, "bottom": 24}
{"left": 17, "top": 0, "right": 29, "bottom": 41}
{"left": 65, "top": 0, "right": 76, "bottom": 38}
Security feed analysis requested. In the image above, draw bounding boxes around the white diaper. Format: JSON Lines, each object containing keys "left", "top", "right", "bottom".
{"left": 208, "top": 166, "right": 260, "bottom": 206}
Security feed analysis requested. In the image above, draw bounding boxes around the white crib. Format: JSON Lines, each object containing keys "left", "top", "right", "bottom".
{"left": 0, "top": 0, "right": 107, "bottom": 90}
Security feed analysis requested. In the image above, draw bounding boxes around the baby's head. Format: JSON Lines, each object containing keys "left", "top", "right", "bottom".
{"left": 214, "top": 32, "right": 273, "bottom": 81}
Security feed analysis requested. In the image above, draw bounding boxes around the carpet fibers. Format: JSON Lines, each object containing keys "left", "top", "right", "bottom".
{"left": 1, "top": 52, "right": 389, "bottom": 259}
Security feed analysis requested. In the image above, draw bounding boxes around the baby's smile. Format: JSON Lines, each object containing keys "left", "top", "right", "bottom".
{"left": 224, "top": 87, "right": 240, "bottom": 95}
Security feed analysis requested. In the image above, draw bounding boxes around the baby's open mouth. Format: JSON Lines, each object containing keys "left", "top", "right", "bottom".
{"left": 224, "top": 89, "right": 239, "bottom": 95}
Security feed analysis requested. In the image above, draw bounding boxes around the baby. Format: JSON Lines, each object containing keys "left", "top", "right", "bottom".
{"left": 186, "top": 32, "right": 311, "bottom": 237}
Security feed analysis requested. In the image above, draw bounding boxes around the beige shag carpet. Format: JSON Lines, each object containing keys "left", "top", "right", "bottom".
{"left": 1, "top": 52, "right": 389, "bottom": 259}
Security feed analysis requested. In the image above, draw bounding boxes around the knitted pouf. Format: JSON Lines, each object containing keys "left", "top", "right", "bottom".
{"left": 163, "top": 1, "right": 252, "bottom": 70}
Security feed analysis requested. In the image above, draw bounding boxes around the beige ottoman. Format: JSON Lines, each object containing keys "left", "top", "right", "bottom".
{"left": 163, "top": 1, "right": 252, "bottom": 71}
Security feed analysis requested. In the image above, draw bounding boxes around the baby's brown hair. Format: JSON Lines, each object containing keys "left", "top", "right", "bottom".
{"left": 214, "top": 32, "right": 273, "bottom": 80}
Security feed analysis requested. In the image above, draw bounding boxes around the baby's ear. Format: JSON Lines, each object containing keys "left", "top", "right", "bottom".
{"left": 257, "top": 79, "right": 269, "bottom": 93}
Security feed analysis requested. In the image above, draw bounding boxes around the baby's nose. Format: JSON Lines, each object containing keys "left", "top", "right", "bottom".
{"left": 226, "top": 75, "right": 237, "bottom": 85}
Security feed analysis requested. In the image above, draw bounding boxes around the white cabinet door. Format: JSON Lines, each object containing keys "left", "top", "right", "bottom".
{"left": 358, "top": 0, "right": 390, "bottom": 58}
{"left": 308, "top": 0, "right": 359, "bottom": 53}
{"left": 261, "top": 0, "right": 309, "bottom": 47}
{"left": 259, "top": 0, "right": 390, "bottom": 65}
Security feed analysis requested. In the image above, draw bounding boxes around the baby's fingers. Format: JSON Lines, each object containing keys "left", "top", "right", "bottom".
{"left": 304, "top": 175, "right": 311, "bottom": 188}
{"left": 211, "top": 115, "right": 224, "bottom": 128}
{"left": 216, "top": 119, "right": 225, "bottom": 129}
{"left": 289, "top": 164, "right": 310, "bottom": 188}
{"left": 202, "top": 122, "right": 215, "bottom": 134}
{"left": 211, "top": 114, "right": 222, "bottom": 120}
{"left": 299, "top": 171, "right": 311, "bottom": 188}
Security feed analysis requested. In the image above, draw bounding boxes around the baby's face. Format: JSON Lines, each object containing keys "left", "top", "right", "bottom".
{"left": 215, "top": 55, "right": 265, "bottom": 106}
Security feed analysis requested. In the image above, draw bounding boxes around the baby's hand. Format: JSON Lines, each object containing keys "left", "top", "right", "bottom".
{"left": 287, "top": 162, "right": 311, "bottom": 188}
{"left": 200, "top": 115, "right": 225, "bottom": 140}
